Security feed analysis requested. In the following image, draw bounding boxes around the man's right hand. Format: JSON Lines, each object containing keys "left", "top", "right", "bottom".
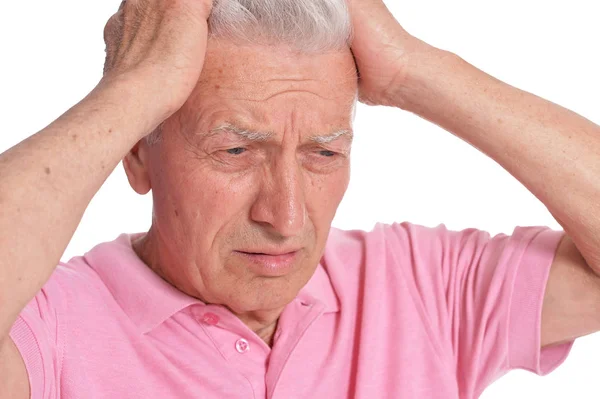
{"left": 102, "top": 0, "right": 213, "bottom": 117}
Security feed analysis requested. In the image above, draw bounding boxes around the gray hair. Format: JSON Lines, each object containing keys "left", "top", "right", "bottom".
{"left": 145, "top": 0, "right": 352, "bottom": 145}
{"left": 209, "top": 0, "right": 352, "bottom": 52}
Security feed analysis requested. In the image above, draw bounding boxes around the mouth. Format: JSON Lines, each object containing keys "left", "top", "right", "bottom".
{"left": 234, "top": 249, "right": 300, "bottom": 276}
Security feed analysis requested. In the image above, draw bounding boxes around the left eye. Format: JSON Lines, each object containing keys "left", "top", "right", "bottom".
{"left": 226, "top": 147, "right": 247, "bottom": 155}
{"left": 319, "top": 150, "right": 336, "bottom": 157}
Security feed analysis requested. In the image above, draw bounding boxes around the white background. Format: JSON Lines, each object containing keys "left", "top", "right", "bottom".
{"left": 1, "top": 0, "right": 599, "bottom": 397}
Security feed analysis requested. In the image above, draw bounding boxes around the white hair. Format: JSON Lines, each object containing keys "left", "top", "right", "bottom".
{"left": 208, "top": 0, "right": 352, "bottom": 52}
{"left": 146, "top": 0, "right": 352, "bottom": 145}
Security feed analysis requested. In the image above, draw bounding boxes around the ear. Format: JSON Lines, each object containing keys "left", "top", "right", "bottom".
{"left": 123, "top": 139, "right": 151, "bottom": 195}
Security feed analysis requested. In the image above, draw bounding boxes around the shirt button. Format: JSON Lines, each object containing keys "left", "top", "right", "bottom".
{"left": 201, "top": 312, "right": 220, "bottom": 326}
{"left": 235, "top": 338, "right": 250, "bottom": 354}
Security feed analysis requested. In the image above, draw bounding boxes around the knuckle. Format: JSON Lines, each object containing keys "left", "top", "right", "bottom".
{"left": 103, "top": 13, "right": 122, "bottom": 39}
{"left": 103, "top": 20, "right": 114, "bottom": 42}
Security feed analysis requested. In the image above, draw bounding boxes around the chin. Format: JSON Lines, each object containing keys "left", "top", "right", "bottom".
{"left": 225, "top": 278, "right": 301, "bottom": 314}
{"left": 214, "top": 255, "right": 319, "bottom": 312}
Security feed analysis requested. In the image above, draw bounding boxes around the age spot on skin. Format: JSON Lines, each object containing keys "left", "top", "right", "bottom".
{"left": 72, "top": 134, "right": 78, "bottom": 141}
{"left": 45, "top": 167, "right": 51, "bottom": 175}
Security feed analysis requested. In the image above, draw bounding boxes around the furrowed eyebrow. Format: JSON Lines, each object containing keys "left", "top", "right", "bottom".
{"left": 208, "top": 123, "right": 353, "bottom": 144}
{"left": 309, "top": 129, "right": 353, "bottom": 144}
{"left": 208, "top": 123, "right": 273, "bottom": 142}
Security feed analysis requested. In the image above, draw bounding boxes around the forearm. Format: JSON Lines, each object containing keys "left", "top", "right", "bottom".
{"left": 395, "top": 49, "right": 600, "bottom": 270}
{"left": 0, "top": 77, "right": 168, "bottom": 338}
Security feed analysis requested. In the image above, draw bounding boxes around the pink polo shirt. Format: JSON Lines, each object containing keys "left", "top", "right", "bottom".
{"left": 10, "top": 223, "right": 574, "bottom": 398}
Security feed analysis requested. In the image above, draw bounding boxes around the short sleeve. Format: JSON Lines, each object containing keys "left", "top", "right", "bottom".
{"left": 9, "top": 272, "right": 64, "bottom": 399}
{"left": 385, "top": 223, "right": 575, "bottom": 398}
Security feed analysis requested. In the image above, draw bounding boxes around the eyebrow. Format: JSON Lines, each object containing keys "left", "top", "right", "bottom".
{"left": 309, "top": 129, "right": 353, "bottom": 144}
{"left": 209, "top": 123, "right": 353, "bottom": 144}
{"left": 208, "top": 123, "right": 273, "bottom": 142}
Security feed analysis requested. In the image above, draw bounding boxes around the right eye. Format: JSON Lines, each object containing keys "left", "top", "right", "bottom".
{"left": 225, "top": 147, "right": 247, "bottom": 155}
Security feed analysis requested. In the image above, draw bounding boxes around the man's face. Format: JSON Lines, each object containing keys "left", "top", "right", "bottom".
{"left": 136, "top": 39, "right": 357, "bottom": 316}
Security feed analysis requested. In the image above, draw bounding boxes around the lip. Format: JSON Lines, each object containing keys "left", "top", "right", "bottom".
{"left": 234, "top": 250, "right": 300, "bottom": 277}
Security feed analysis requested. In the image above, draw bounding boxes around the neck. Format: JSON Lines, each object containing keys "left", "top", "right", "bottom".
{"left": 237, "top": 314, "right": 279, "bottom": 346}
{"left": 131, "top": 231, "right": 283, "bottom": 347}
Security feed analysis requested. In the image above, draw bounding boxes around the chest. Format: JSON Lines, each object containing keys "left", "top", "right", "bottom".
{"left": 59, "top": 306, "right": 458, "bottom": 399}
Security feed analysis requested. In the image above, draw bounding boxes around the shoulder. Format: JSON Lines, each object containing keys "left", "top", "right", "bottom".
{"left": 25, "top": 234, "right": 139, "bottom": 322}
{"left": 323, "top": 221, "right": 477, "bottom": 265}
{"left": 320, "top": 222, "right": 495, "bottom": 297}
{"left": 18, "top": 254, "right": 113, "bottom": 328}
{"left": 320, "top": 222, "right": 446, "bottom": 291}
{"left": 48, "top": 255, "right": 110, "bottom": 300}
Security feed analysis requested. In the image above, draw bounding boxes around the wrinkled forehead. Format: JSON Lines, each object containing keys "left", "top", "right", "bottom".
{"left": 177, "top": 39, "right": 358, "bottom": 135}
{"left": 198, "top": 39, "right": 358, "bottom": 94}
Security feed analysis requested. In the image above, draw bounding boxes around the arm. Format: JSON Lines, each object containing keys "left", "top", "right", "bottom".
{"left": 350, "top": 0, "right": 600, "bottom": 348}
{"left": 0, "top": 0, "right": 212, "bottom": 395}
{"left": 0, "top": 77, "right": 169, "bottom": 338}
{"left": 395, "top": 50, "right": 600, "bottom": 347}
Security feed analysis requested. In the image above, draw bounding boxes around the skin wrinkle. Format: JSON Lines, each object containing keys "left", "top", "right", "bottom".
{"left": 127, "top": 40, "right": 358, "bottom": 345}
{"left": 263, "top": 89, "right": 330, "bottom": 102}
{"left": 264, "top": 78, "right": 318, "bottom": 82}
{"left": 213, "top": 89, "right": 340, "bottom": 103}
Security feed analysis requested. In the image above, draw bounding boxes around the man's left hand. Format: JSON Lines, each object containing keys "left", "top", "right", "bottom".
{"left": 348, "top": 0, "right": 433, "bottom": 107}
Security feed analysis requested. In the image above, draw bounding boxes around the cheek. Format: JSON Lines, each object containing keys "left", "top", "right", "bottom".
{"left": 306, "top": 167, "right": 350, "bottom": 225}
{"left": 193, "top": 173, "right": 257, "bottom": 218}
{"left": 149, "top": 146, "right": 259, "bottom": 236}
{"left": 172, "top": 172, "right": 259, "bottom": 229}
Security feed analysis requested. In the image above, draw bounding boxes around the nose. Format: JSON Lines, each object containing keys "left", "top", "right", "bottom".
{"left": 250, "top": 156, "right": 306, "bottom": 238}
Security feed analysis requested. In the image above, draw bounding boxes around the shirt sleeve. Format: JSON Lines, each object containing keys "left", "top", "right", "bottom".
{"left": 9, "top": 271, "right": 64, "bottom": 399}
{"left": 386, "top": 223, "right": 575, "bottom": 398}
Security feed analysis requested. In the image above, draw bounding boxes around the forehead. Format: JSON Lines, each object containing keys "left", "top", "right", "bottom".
{"left": 179, "top": 39, "right": 358, "bottom": 137}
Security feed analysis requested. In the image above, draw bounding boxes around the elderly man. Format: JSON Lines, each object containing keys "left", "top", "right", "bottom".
{"left": 1, "top": 0, "right": 599, "bottom": 397}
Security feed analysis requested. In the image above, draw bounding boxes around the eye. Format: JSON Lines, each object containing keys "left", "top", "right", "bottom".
{"left": 319, "top": 150, "right": 337, "bottom": 157}
{"left": 301, "top": 146, "right": 347, "bottom": 173}
{"left": 225, "top": 147, "right": 247, "bottom": 155}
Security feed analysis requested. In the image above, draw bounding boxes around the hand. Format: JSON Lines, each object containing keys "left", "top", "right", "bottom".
{"left": 102, "top": 0, "right": 213, "bottom": 116}
{"left": 348, "top": 0, "right": 433, "bottom": 107}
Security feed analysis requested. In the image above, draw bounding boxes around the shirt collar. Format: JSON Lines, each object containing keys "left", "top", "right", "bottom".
{"left": 83, "top": 233, "right": 339, "bottom": 334}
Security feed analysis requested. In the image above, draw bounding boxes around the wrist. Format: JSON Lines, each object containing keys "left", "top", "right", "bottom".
{"left": 92, "top": 72, "right": 179, "bottom": 139}
{"left": 391, "top": 46, "right": 462, "bottom": 111}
